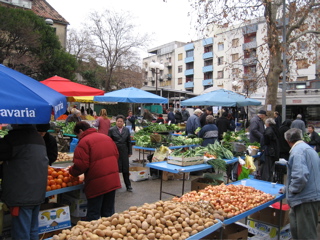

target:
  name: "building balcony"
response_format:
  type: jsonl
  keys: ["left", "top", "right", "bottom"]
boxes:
{"left": 202, "top": 79, "right": 213, "bottom": 86}
{"left": 184, "top": 43, "right": 194, "bottom": 51}
{"left": 243, "top": 41, "right": 257, "bottom": 50}
{"left": 184, "top": 57, "right": 194, "bottom": 63}
{"left": 202, "top": 37, "right": 213, "bottom": 46}
{"left": 184, "top": 81, "right": 194, "bottom": 89}
{"left": 185, "top": 69, "right": 194, "bottom": 76}
{"left": 166, "top": 74, "right": 172, "bottom": 80}
{"left": 203, "top": 65, "right": 213, "bottom": 73}
{"left": 242, "top": 24, "right": 258, "bottom": 35}
{"left": 165, "top": 62, "right": 172, "bottom": 68}
{"left": 242, "top": 57, "right": 258, "bottom": 66}
{"left": 203, "top": 52, "right": 213, "bottom": 59}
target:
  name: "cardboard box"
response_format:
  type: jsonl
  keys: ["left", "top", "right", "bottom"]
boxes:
{"left": 61, "top": 194, "right": 87, "bottom": 217}
{"left": 249, "top": 205, "right": 290, "bottom": 227}
{"left": 247, "top": 220, "right": 291, "bottom": 240}
{"left": 167, "top": 156, "right": 204, "bottom": 166}
{"left": 162, "top": 171, "right": 190, "bottom": 181}
{"left": 191, "top": 178, "right": 224, "bottom": 191}
{"left": 201, "top": 223, "right": 248, "bottom": 239}
{"left": 129, "top": 167, "right": 149, "bottom": 181}
{"left": 38, "top": 203, "right": 71, "bottom": 234}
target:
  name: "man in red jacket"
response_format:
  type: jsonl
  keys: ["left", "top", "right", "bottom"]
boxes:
{"left": 69, "top": 122, "right": 121, "bottom": 221}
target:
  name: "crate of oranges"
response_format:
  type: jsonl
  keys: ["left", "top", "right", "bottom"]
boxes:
{"left": 47, "top": 166, "right": 83, "bottom": 191}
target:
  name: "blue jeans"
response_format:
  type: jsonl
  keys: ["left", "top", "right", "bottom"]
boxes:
{"left": 86, "top": 190, "right": 116, "bottom": 221}
{"left": 11, "top": 205, "right": 40, "bottom": 240}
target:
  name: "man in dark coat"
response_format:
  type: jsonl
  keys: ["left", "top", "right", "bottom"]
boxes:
{"left": 199, "top": 107, "right": 213, "bottom": 127}
{"left": 290, "top": 114, "right": 306, "bottom": 134}
{"left": 249, "top": 110, "right": 266, "bottom": 143}
{"left": 69, "top": 122, "right": 121, "bottom": 221}
{"left": 166, "top": 108, "right": 176, "bottom": 124}
{"left": 274, "top": 111, "right": 282, "bottom": 128}
{"left": 0, "top": 124, "right": 48, "bottom": 239}
{"left": 174, "top": 110, "right": 183, "bottom": 124}
{"left": 216, "top": 111, "right": 231, "bottom": 141}
{"left": 307, "top": 125, "right": 320, "bottom": 152}
{"left": 108, "top": 115, "right": 133, "bottom": 192}
{"left": 279, "top": 119, "right": 292, "bottom": 160}
{"left": 260, "top": 118, "right": 280, "bottom": 182}
{"left": 186, "top": 109, "right": 203, "bottom": 135}
{"left": 181, "top": 107, "right": 190, "bottom": 122}
{"left": 36, "top": 123, "right": 58, "bottom": 165}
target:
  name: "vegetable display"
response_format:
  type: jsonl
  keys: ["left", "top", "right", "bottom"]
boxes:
{"left": 173, "top": 184, "right": 275, "bottom": 219}
{"left": 0, "top": 129, "right": 8, "bottom": 138}
{"left": 52, "top": 200, "right": 220, "bottom": 240}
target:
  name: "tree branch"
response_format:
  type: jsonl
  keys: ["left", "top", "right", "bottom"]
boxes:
{"left": 287, "top": 30, "right": 320, "bottom": 44}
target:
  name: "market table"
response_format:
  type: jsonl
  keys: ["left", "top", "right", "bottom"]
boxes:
{"left": 45, "top": 184, "right": 84, "bottom": 198}
{"left": 146, "top": 161, "right": 212, "bottom": 200}
{"left": 133, "top": 144, "right": 199, "bottom": 167}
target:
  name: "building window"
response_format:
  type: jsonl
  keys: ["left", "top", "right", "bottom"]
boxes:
{"left": 204, "top": 72, "right": 213, "bottom": 80}
{"left": 297, "top": 76, "right": 308, "bottom": 82}
{"left": 218, "top": 42, "right": 224, "bottom": 51}
{"left": 297, "top": 41, "right": 308, "bottom": 52}
{"left": 178, "top": 78, "right": 182, "bottom": 85}
{"left": 232, "top": 38, "right": 239, "bottom": 48}
{"left": 204, "top": 45, "right": 213, "bottom": 53}
{"left": 296, "top": 59, "right": 309, "bottom": 69}
{"left": 167, "top": 57, "right": 171, "bottom": 63}
{"left": 217, "top": 71, "right": 224, "bottom": 79}
{"left": 178, "top": 53, "right": 183, "bottom": 61}
{"left": 204, "top": 59, "right": 213, "bottom": 66}
{"left": 218, "top": 57, "right": 224, "bottom": 65}
{"left": 186, "top": 50, "right": 194, "bottom": 58}
{"left": 186, "top": 62, "right": 193, "bottom": 70}
{"left": 178, "top": 65, "right": 183, "bottom": 73}
{"left": 231, "top": 53, "right": 239, "bottom": 62}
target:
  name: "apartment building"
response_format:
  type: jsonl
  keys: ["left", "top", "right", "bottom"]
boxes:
{"left": 144, "top": 18, "right": 318, "bottom": 94}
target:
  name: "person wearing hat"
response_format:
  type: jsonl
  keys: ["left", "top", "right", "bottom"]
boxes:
{"left": 199, "top": 107, "right": 213, "bottom": 127}
{"left": 249, "top": 109, "right": 266, "bottom": 143}
{"left": 186, "top": 109, "right": 203, "bottom": 135}
{"left": 36, "top": 123, "right": 58, "bottom": 166}
{"left": 290, "top": 114, "right": 306, "bottom": 134}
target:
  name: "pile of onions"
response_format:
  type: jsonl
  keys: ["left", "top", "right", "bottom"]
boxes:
{"left": 173, "top": 184, "right": 275, "bottom": 219}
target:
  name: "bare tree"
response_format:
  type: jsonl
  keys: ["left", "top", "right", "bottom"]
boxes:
{"left": 86, "top": 9, "right": 150, "bottom": 91}
{"left": 192, "top": 0, "right": 320, "bottom": 113}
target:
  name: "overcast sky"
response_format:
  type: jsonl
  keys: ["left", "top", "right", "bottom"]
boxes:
{"left": 47, "top": 0, "right": 199, "bottom": 58}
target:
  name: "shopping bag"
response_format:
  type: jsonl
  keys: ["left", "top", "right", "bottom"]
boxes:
{"left": 152, "top": 145, "right": 170, "bottom": 162}
{"left": 244, "top": 155, "right": 256, "bottom": 173}
{"left": 238, "top": 166, "right": 250, "bottom": 180}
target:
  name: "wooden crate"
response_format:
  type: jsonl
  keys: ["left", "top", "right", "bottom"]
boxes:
{"left": 167, "top": 156, "right": 204, "bottom": 166}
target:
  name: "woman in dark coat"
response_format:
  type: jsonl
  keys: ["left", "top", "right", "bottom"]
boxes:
{"left": 260, "top": 118, "right": 280, "bottom": 182}
{"left": 198, "top": 115, "right": 218, "bottom": 146}
{"left": 279, "top": 119, "right": 292, "bottom": 160}
{"left": 108, "top": 115, "right": 133, "bottom": 191}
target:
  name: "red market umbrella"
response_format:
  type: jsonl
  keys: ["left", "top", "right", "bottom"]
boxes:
{"left": 41, "top": 76, "right": 104, "bottom": 97}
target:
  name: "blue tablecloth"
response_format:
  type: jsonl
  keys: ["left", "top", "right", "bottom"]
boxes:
{"left": 146, "top": 161, "right": 212, "bottom": 173}
{"left": 45, "top": 184, "right": 84, "bottom": 197}
{"left": 133, "top": 144, "right": 199, "bottom": 152}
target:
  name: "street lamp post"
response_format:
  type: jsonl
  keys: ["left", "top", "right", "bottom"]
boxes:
{"left": 149, "top": 61, "right": 164, "bottom": 95}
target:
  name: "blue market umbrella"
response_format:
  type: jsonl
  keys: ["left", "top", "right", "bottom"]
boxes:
{"left": 0, "top": 64, "right": 67, "bottom": 124}
{"left": 181, "top": 89, "right": 261, "bottom": 107}
{"left": 94, "top": 87, "right": 168, "bottom": 104}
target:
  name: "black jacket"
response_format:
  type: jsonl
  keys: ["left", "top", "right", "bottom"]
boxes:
{"left": 261, "top": 124, "right": 280, "bottom": 160}
{"left": 43, "top": 132, "right": 58, "bottom": 165}
{"left": 216, "top": 116, "right": 231, "bottom": 140}
{"left": 174, "top": 111, "right": 183, "bottom": 123}
{"left": 279, "top": 123, "right": 291, "bottom": 160}
{"left": 108, "top": 126, "right": 132, "bottom": 173}
{"left": 0, "top": 125, "right": 48, "bottom": 206}
{"left": 309, "top": 131, "right": 320, "bottom": 152}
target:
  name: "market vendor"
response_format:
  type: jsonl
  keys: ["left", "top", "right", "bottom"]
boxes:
{"left": 0, "top": 124, "right": 48, "bottom": 239}
{"left": 36, "top": 123, "right": 58, "bottom": 166}
{"left": 186, "top": 108, "right": 203, "bottom": 135}
{"left": 69, "top": 122, "right": 121, "bottom": 220}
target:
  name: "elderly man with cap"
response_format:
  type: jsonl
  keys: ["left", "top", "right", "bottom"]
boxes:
{"left": 249, "top": 109, "right": 266, "bottom": 143}
{"left": 199, "top": 107, "right": 213, "bottom": 127}
{"left": 36, "top": 123, "right": 58, "bottom": 166}
{"left": 186, "top": 109, "right": 203, "bottom": 135}
{"left": 290, "top": 114, "right": 306, "bottom": 134}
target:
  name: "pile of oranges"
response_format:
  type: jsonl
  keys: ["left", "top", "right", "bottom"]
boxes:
{"left": 47, "top": 166, "right": 83, "bottom": 192}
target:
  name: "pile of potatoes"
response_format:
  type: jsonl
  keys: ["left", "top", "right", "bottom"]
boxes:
{"left": 55, "top": 152, "right": 73, "bottom": 162}
{"left": 52, "top": 200, "right": 223, "bottom": 240}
